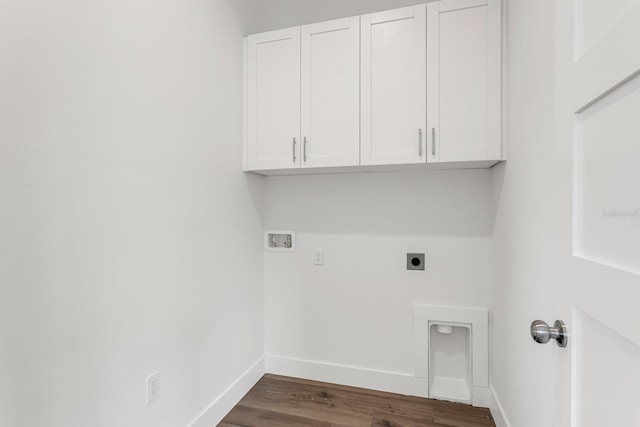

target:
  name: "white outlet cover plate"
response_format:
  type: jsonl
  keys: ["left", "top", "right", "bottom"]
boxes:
{"left": 313, "top": 248, "right": 324, "bottom": 265}
{"left": 146, "top": 371, "right": 159, "bottom": 404}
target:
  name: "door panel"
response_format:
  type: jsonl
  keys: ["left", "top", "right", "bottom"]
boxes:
{"left": 247, "top": 28, "right": 301, "bottom": 170}
{"left": 573, "top": 1, "right": 640, "bottom": 111}
{"left": 301, "top": 17, "right": 360, "bottom": 168}
{"left": 571, "top": 0, "right": 640, "bottom": 274}
{"left": 361, "top": 5, "right": 426, "bottom": 166}
{"left": 572, "top": 309, "right": 640, "bottom": 427}
{"left": 578, "top": 0, "right": 636, "bottom": 54}
{"left": 555, "top": 0, "right": 640, "bottom": 425}
{"left": 574, "top": 76, "right": 640, "bottom": 275}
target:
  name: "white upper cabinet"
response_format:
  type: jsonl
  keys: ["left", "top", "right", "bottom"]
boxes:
{"left": 247, "top": 27, "right": 301, "bottom": 171}
{"left": 301, "top": 17, "right": 360, "bottom": 168}
{"left": 244, "top": 1, "right": 504, "bottom": 175}
{"left": 427, "top": 0, "right": 502, "bottom": 163}
{"left": 361, "top": 5, "right": 427, "bottom": 166}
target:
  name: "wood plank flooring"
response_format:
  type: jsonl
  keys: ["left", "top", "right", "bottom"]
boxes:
{"left": 219, "top": 374, "right": 495, "bottom": 427}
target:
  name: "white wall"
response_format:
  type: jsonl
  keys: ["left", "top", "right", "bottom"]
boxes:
{"left": 257, "top": 0, "right": 495, "bottom": 394}
{"left": 256, "top": 0, "right": 495, "bottom": 396}
{"left": 0, "top": 0, "right": 561, "bottom": 424}
{"left": 263, "top": 169, "right": 494, "bottom": 385}
{"left": 0, "top": 1, "right": 265, "bottom": 426}
{"left": 490, "top": 0, "right": 557, "bottom": 425}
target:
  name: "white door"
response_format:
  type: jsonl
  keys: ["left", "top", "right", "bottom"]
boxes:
{"left": 301, "top": 17, "right": 360, "bottom": 169}
{"left": 553, "top": 1, "right": 640, "bottom": 426}
{"left": 426, "top": 0, "right": 501, "bottom": 163}
{"left": 361, "top": 5, "right": 426, "bottom": 166}
{"left": 247, "top": 27, "right": 301, "bottom": 171}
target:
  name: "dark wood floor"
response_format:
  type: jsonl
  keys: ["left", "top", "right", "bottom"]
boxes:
{"left": 219, "top": 374, "right": 495, "bottom": 427}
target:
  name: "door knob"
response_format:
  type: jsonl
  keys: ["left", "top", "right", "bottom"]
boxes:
{"left": 530, "top": 320, "right": 568, "bottom": 347}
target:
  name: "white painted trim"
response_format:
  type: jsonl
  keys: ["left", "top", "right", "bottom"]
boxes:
{"left": 500, "top": 0, "right": 508, "bottom": 160}
{"left": 413, "top": 304, "right": 489, "bottom": 405}
{"left": 187, "top": 357, "right": 265, "bottom": 427}
{"left": 489, "top": 385, "right": 512, "bottom": 427}
{"left": 242, "top": 37, "right": 248, "bottom": 172}
{"left": 473, "top": 386, "right": 490, "bottom": 408}
{"left": 414, "top": 304, "right": 488, "bottom": 324}
{"left": 266, "top": 354, "right": 429, "bottom": 398}
{"left": 439, "top": 0, "right": 488, "bottom": 14}
{"left": 371, "top": 5, "right": 417, "bottom": 25}
{"left": 248, "top": 159, "right": 501, "bottom": 175}
{"left": 487, "top": 0, "right": 503, "bottom": 161}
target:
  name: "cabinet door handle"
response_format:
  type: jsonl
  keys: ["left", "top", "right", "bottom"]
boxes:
{"left": 431, "top": 128, "right": 436, "bottom": 157}
{"left": 303, "top": 137, "right": 308, "bottom": 162}
{"left": 418, "top": 129, "right": 423, "bottom": 157}
{"left": 293, "top": 137, "right": 297, "bottom": 163}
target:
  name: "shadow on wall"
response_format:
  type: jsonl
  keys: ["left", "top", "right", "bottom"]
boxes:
{"left": 244, "top": 172, "right": 267, "bottom": 229}
{"left": 489, "top": 161, "right": 506, "bottom": 235}
{"left": 262, "top": 169, "right": 495, "bottom": 237}
{"left": 254, "top": 0, "right": 432, "bottom": 32}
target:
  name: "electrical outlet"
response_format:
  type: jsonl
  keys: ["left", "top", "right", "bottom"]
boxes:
{"left": 313, "top": 248, "right": 324, "bottom": 265}
{"left": 146, "top": 372, "right": 160, "bottom": 404}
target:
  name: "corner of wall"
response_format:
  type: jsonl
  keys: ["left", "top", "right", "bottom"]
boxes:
{"left": 490, "top": 385, "right": 512, "bottom": 427}
{"left": 187, "top": 357, "right": 265, "bottom": 427}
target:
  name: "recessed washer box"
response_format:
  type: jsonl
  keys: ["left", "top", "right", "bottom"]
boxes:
{"left": 264, "top": 230, "right": 295, "bottom": 252}
{"left": 413, "top": 305, "right": 489, "bottom": 407}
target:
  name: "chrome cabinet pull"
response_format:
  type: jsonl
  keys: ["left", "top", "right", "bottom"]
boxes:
{"left": 293, "top": 137, "right": 297, "bottom": 163}
{"left": 303, "top": 137, "right": 308, "bottom": 162}
{"left": 431, "top": 128, "right": 436, "bottom": 157}
{"left": 418, "top": 129, "right": 423, "bottom": 157}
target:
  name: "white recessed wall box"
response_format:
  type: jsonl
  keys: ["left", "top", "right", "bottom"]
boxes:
{"left": 413, "top": 304, "right": 489, "bottom": 407}
{"left": 264, "top": 230, "right": 296, "bottom": 253}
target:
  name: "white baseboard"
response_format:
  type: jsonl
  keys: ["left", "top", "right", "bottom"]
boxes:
{"left": 187, "top": 357, "right": 265, "bottom": 427}
{"left": 266, "top": 354, "right": 429, "bottom": 398}
{"left": 472, "top": 386, "right": 490, "bottom": 408}
{"left": 489, "top": 385, "right": 512, "bottom": 427}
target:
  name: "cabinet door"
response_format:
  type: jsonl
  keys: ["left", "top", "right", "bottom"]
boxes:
{"left": 301, "top": 17, "right": 360, "bottom": 168}
{"left": 247, "top": 28, "right": 301, "bottom": 170}
{"left": 427, "top": 0, "right": 502, "bottom": 163}
{"left": 361, "top": 5, "right": 427, "bottom": 166}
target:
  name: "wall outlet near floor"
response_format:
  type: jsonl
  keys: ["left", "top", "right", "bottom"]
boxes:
{"left": 146, "top": 371, "right": 160, "bottom": 404}
{"left": 313, "top": 248, "right": 324, "bottom": 265}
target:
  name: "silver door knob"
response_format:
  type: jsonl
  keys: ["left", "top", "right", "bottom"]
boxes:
{"left": 530, "top": 320, "right": 568, "bottom": 347}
